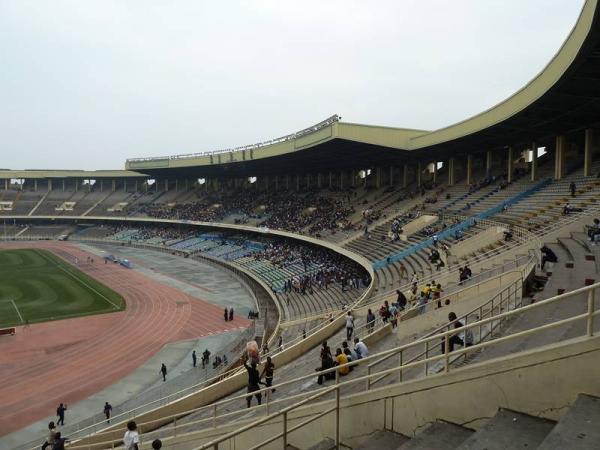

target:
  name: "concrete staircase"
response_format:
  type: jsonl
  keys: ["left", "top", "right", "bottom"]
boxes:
{"left": 304, "top": 394, "right": 600, "bottom": 449}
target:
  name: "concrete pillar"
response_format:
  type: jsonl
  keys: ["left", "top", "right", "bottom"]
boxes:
{"left": 389, "top": 166, "right": 394, "bottom": 186}
{"left": 432, "top": 162, "right": 437, "bottom": 184}
{"left": 417, "top": 162, "right": 422, "bottom": 188}
{"left": 403, "top": 164, "right": 408, "bottom": 188}
{"left": 486, "top": 150, "right": 492, "bottom": 178}
{"left": 63, "top": 179, "right": 66, "bottom": 192}
{"left": 48, "top": 179, "right": 52, "bottom": 191}
{"left": 507, "top": 147, "right": 514, "bottom": 183}
{"left": 375, "top": 167, "right": 381, "bottom": 188}
{"left": 296, "top": 175, "right": 300, "bottom": 191}
{"left": 99, "top": 180, "right": 103, "bottom": 192}
{"left": 164, "top": 179, "right": 169, "bottom": 192}
{"left": 448, "top": 158, "right": 455, "bottom": 186}
{"left": 466, "top": 154, "right": 472, "bottom": 185}
{"left": 34, "top": 179, "right": 38, "bottom": 192}
{"left": 4, "top": 179, "right": 7, "bottom": 190}
{"left": 275, "top": 176, "right": 279, "bottom": 190}
{"left": 531, "top": 142, "right": 537, "bottom": 181}
{"left": 286, "top": 175, "right": 290, "bottom": 190}
{"left": 75, "top": 180, "right": 78, "bottom": 192}
{"left": 350, "top": 171, "right": 356, "bottom": 188}
{"left": 555, "top": 135, "right": 567, "bottom": 180}
{"left": 329, "top": 172, "right": 333, "bottom": 189}
{"left": 175, "top": 179, "right": 178, "bottom": 192}
{"left": 585, "top": 129, "right": 594, "bottom": 177}
{"left": 340, "top": 171, "right": 344, "bottom": 190}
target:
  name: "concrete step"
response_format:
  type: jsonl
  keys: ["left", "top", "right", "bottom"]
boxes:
{"left": 351, "top": 429, "right": 409, "bottom": 450}
{"left": 397, "top": 421, "right": 474, "bottom": 449}
{"left": 456, "top": 409, "right": 555, "bottom": 450}
{"left": 306, "top": 438, "right": 336, "bottom": 450}
{"left": 538, "top": 394, "right": 600, "bottom": 450}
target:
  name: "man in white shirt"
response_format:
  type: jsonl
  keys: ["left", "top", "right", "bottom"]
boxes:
{"left": 354, "top": 337, "right": 369, "bottom": 359}
{"left": 123, "top": 421, "right": 140, "bottom": 450}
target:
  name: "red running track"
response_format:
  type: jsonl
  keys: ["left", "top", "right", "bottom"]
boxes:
{"left": 0, "top": 241, "right": 251, "bottom": 437}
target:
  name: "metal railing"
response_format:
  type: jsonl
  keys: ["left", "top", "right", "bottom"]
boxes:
{"left": 126, "top": 115, "right": 340, "bottom": 163}
{"left": 366, "top": 278, "right": 523, "bottom": 388}
{"left": 183, "top": 281, "right": 598, "bottom": 450}
{"left": 64, "top": 274, "right": 527, "bottom": 449}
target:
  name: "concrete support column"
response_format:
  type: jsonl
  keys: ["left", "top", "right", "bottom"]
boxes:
{"left": 585, "top": 129, "right": 594, "bottom": 177}
{"left": 531, "top": 142, "right": 537, "bottom": 181}
{"left": 448, "top": 158, "right": 455, "bottom": 186}
{"left": 507, "top": 147, "right": 514, "bottom": 183}
{"left": 165, "top": 179, "right": 169, "bottom": 192}
{"left": 275, "top": 176, "right": 279, "bottom": 191}
{"left": 99, "top": 180, "right": 103, "bottom": 192}
{"left": 350, "top": 171, "right": 356, "bottom": 188}
{"left": 329, "top": 172, "right": 333, "bottom": 189}
{"left": 111, "top": 180, "right": 115, "bottom": 192}
{"left": 48, "top": 179, "right": 53, "bottom": 191}
{"left": 486, "top": 150, "right": 492, "bottom": 178}
{"left": 466, "top": 154, "right": 472, "bottom": 185}
{"left": 296, "top": 175, "right": 300, "bottom": 191}
{"left": 4, "top": 179, "right": 7, "bottom": 190}
{"left": 389, "top": 166, "right": 394, "bottom": 186}
{"left": 555, "top": 135, "right": 567, "bottom": 180}
{"left": 432, "top": 162, "right": 437, "bottom": 184}
{"left": 375, "top": 167, "right": 381, "bottom": 188}
{"left": 340, "top": 171, "right": 344, "bottom": 190}
{"left": 75, "top": 180, "right": 78, "bottom": 192}
{"left": 175, "top": 179, "right": 178, "bottom": 192}
{"left": 63, "top": 180, "right": 66, "bottom": 192}
{"left": 34, "top": 179, "right": 38, "bottom": 192}
{"left": 315, "top": 173, "right": 321, "bottom": 189}
{"left": 286, "top": 175, "right": 290, "bottom": 190}
{"left": 417, "top": 162, "right": 422, "bottom": 188}
{"left": 184, "top": 179, "right": 189, "bottom": 191}
{"left": 403, "top": 164, "right": 408, "bottom": 188}
{"left": 305, "top": 174, "right": 310, "bottom": 189}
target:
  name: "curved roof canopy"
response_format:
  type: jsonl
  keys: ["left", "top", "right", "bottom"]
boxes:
{"left": 26, "top": 2, "right": 600, "bottom": 179}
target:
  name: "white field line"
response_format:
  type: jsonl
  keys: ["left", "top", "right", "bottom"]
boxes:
{"left": 35, "top": 250, "right": 121, "bottom": 310}
{"left": 10, "top": 299, "right": 24, "bottom": 323}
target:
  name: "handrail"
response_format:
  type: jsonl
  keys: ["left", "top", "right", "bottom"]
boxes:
{"left": 366, "top": 277, "right": 523, "bottom": 386}
{"left": 65, "top": 274, "right": 526, "bottom": 447}
{"left": 125, "top": 115, "right": 340, "bottom": 163}
{"left": 184, "top": 280, "right": 599, "bottom": 450}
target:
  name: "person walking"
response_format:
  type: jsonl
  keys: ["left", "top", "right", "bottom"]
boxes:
{"left": 192, "top": 350, "right": 197, "bottom": 368}
{"left": 52, "top": 432, "right": 68, "bottom": 450}
{"left": 103, "top": 402, "right": 112, "bottom": 423}
{"left": 224, "top": 307, "right": 229, "bottom": 322}
{"left": 159, "top": 363, "right": 167, "bottom": 382}
{"left": 123, "top": 421, "right": 140, "bottom": 450}
{"left": 229, "top": 307, "right": 234, "bottom": 321}
{"left": 56, "top": 403, "right": 67, "bottom": 426}
{"left": 42, "top": 422, "right": 58, "bottom": 450}
{"left": 243, "top": 355, "right": 262, "bottom": 408}
{"left": 570, "top": 181, "right": 576, "bottom": 197}
{"left": 345, "top": 311, "right": 354, "bottom": 341}
{"left": 366, "top": 309, "right": 376, "bottom": 333}
{"left": 261, "top": 356, "right": 276, "bottom": 393}
{"left": 202, "top": 349, "right": 210, "bottom": 369}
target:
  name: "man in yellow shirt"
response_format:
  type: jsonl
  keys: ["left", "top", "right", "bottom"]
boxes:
{"left": 335, "top": 348, "right": 350, "bottom": 376}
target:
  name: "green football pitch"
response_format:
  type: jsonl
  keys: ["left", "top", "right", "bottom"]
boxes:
{"left": 0, "top": 248, "right": 125, "bottom": 328}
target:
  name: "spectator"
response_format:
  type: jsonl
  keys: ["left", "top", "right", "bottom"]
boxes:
{"left": 541, "top": 245, "right": 558, "bottom": 271}
{"left": 103, "top": 402, "right": 112, "bottom": 423}
{"left": 345, "top": 311, "right": 354, "bottom": 340}
{"left": 56, "top": 403, "right": 67, "bottom": 426}
{"left": 379, "top": 301, "right": 390, "bottom": 323}
{"left": 335, "top": 348, "right": 350, "bottom": 376}
{"left": 192, "top": 350, "right": 197, "bottom": 368}
{"left": 570, "top": 181, "right": 576, "bottom": 197}
{"left": 202, "top": 349, "right": 211, "bottom": 368}
{"left": 440, "top": 312, "right": 464, "bottom": 354}
{"left": 42, "top": 422, "right": 57, "bottom": 450}
{"left": 354, "top": 337, "right": 369, "bottom": 359}
{"left": 52, "top": 432, "right": 68, "bottom": 450}
{"left": 229, "top": 308, "right": 234, "bottom": 321}
{"left": 587, "top": 219, "right": 600, "bottom": 243}
{"left": 152, "top": 439, "right": 163, "bottom": 450}
{"left": 366, "top": 309, "right": 376, "bottom": 333}
{"left": 261, "top": 356, "right": 276, "bottom": 393}
{"left": 160, "top": 363, "right": 167, "bottom": 382}
{"left": 123, "top": 421, "right": 140, "bottom": 450}
{"left": 396, "top": 290, "right": 407, "bottom": 311}
{"left": 243, "top": 355, "right": 262, "bottom": 408}
{"left": 317, "top": 348, "right": 336, "bottom": 385}
{"left": 224, "top": 307, "right": 229, "bottom": 322}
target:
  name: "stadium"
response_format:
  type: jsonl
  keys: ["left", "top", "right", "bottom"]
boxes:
{"left": 1, "top": 1, "right": 600, "bottom": 449}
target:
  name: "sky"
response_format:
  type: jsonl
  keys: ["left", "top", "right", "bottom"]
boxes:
{"left": 0, "top": 0, "right": 586, "bottom": 171}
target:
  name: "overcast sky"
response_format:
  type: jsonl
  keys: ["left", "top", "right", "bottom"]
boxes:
{"left": 0, "top": 0, "right": 585, "bottom": 171}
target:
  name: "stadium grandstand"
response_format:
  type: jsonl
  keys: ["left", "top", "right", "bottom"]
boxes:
{"left": 2, "top": 1, "right": 600, "bottom": 450}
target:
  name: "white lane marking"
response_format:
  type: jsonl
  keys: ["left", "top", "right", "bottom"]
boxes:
{"left": 10, "top": 299, "right": 24, "bottom": 323}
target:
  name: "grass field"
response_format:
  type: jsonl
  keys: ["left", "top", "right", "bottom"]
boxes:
{"left": 0, "top": 248, "right": 125, "bottom": 327}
